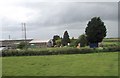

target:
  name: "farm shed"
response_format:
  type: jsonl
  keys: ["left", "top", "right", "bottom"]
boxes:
{"left": 29, "top": 39, "right": 53, "bottom": 48}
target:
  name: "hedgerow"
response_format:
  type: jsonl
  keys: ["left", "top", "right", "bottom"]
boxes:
{"left": 2, "top": 46, "right": 119, "bottom": 57}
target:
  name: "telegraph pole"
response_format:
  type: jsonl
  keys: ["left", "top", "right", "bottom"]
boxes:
{"left": 8, "top": 35, "right": 11, "bottom": 49}
{"left": 24, "top": 23, "right": 27, "bottom": 43}
{"left": 22, "top": 23, "right": 23, "bottom": 39}
{"left": 8, "top": 35, "right": 10, "bottom": 40}
{"left": 22, "top": 23, "right": 27, "bottom": 50}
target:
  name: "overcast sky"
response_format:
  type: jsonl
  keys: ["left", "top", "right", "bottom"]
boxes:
{"left": 0, "top": 0, "right": 119, "bottom": 40}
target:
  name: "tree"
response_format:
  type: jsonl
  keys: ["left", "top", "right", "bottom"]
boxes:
{"left": 52, "top": 35, "right": 60, "bottom": 46}
{"left": 17, "top": 42, "right": 26, "bottom": 49}
{"left": 69, "top": 39, "right": 77, "bottom": 47}
{"left": 72, "top": 34, "right": 88, "bottom": 47}
{"left": 62, "top": 31, "right": 70, "bottom": 46}
{"left": 55, "top": 39, "right": 62, "bottom": 47}
{"left": 85, "top": 17, "right": 107, "bottom": 48}
{"left": 78, "top": 34, "right": 88, "bottom": 47}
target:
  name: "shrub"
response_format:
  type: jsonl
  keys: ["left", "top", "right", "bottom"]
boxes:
{"left": 2, "top": 46, "right": 119, "bottom": 57}
{"left": 102, "top": 46, "right": 120, "bottom": 52}
{"left": 78, "top": 34, "right": 88, "bottom": 47}
{"left": 55, "top": 39, "right": 62, "bottom": 47}
{"left": 69, "top": 40, "right": 78, "bottom": 47}
{"left": 17, "top": 42, "right": 28, "bottom": 49}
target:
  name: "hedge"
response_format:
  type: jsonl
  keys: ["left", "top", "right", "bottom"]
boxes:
{"left": 2, "top": 46, "right": 120, "bottom": 57}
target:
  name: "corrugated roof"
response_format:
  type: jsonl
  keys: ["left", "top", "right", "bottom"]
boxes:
{"left": 29, "top": 39, "right": 49, "bottom": 43}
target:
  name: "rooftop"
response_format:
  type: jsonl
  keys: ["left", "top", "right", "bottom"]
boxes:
{"left": 29, "top": 39, "right": 49, "bottom": 43}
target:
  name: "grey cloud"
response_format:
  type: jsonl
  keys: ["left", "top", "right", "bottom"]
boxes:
{"left": 2, "top": 2, "right": 118, "bottom": 39}
{"left": 118, "top": 2, "right": 120, "bottom": 37}
{"left": 25, "top": 2, "right": 118, "bottom": 28}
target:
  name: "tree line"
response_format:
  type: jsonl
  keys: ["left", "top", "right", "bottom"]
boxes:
{"left": 17, "top": 17, "right": 107, "bottom": 49}
{"left": 52, "top": 17, "right": 107, "bottom": 48}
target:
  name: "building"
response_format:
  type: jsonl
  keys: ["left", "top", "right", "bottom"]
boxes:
{"left": 0, "top": 39, "right": 53, "bottom": 49}
{"left": 29, "top": 39, "right": 53, "bottom": 48}
{"left": 0, "top": 39, "right": 33, "bottom": 48}
{"left": 47, "top": 39, "right": 53, "bottom": 47}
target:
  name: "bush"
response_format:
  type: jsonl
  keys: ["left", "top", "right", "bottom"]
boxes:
{"left": 17, "top": 42, "right": 27, "bottom": 49}
{"left": 2, "top": 46, "right": 119, "bottom": 57}
{"left": 2, "top": 47, "right": 93, "bottom": 56}
{"left": 102, "top": 43, "right": 119, "bottom": 47}
{"left": 69, "top": 40, "right": 77, "bottom": 47}
{"left": 102, "top": 46, "right": 120, "bottom": 52}
{"left": 55, "top": 39, "right": 62, "bottom": 47}
{"left": 70, "top": 34, "right": 88, "bottom": 47}
{"left": 78, "top": 34, "right": 88, "bottom": 47}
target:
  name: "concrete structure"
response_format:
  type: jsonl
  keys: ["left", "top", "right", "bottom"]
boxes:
{"left": 0, "top": 39, "right": 53, "bottom": 49}
{"left": 0, "top": 39, "right": 33, "bottom": 48}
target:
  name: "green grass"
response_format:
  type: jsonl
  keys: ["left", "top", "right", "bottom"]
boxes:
{"left": 102, "top": 42, "right": 118, "bottom": 45}
{"left": 103, "top": 38, "right": 119, "bottom": 42}
{"left": 101, "top": 40, "right": 119, "bottom": 47}
{"left": 2, "top": 52, "right": 118, "bottom": 76}
{"left": 0, "top": 57, "right": 2, "bottom": 77}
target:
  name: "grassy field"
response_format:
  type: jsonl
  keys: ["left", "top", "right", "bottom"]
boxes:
{"left": 2, "top": 52, "right": 118, "bottom": 76}
{"left": 102, "top": 42, "right": 118, "bottom": 45}
{"left": 0, "top": 57, "right": 2, "bottom": 77}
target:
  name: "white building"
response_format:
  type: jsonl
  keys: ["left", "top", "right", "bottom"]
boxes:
{"left": 47, "top": 39, "right": 53, "bottom": 47}
{"left": 29, "top": 39, "right": 53, "bottom": 48}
